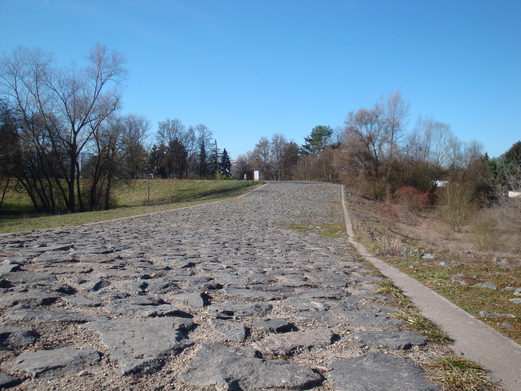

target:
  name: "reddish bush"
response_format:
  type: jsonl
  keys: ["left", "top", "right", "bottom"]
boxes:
{"left": 394, "top": 186, "right": 431, "bottom": 210}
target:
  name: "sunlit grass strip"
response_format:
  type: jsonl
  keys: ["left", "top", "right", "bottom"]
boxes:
{"left": 393, "top": 309, "right": 451, "bottom": 343}
{"left": 428, "top": 355, "right": 494, "bottom": 391}
{"left": 376, "top": 280, "right": 413, "bottom": 306}
{"left": 0, "top": 183, "right": 260, "bottom": 234}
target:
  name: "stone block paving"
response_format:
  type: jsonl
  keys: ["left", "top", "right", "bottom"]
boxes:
{"left": 0, "top": 182, "right": 440, "bottom": 390}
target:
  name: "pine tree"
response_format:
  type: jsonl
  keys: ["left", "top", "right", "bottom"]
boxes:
{"left": 198, "top": 139, "right": 207, "bottom": 178}
{"left": 208, "top": 140, "right": 220, "bottom": 178}
{"left": 219, "top": 148, "right": 232, "bottom": 176}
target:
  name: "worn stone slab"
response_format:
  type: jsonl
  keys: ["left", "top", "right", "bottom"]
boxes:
{"left": 208, "top": 318, "right": 247, "bottom": 342}
{"left": 0, "top": 263, "right": 21, "bottom": 274}
{"left": 283, "top": 297, "right": 327, "bottom": 311}
{"left": 179, "top": 343, "right": 322, "bottom": 390}
{"left": 0, "top": 328, "right": 39, "bottom": 349}
{"left": 78, "top": 278, "right": 110, "bottom": 292}
{"left": 62, "top": 296, "right": 102, "bottom": 307}
{"left": 252, "top": 318, "right": 296, "bottom": 333}
{"left": 5, "top": 309, "right": 93, "bottom": 323}
{"left": 342, "top": 309, "right": 404, "bottom": 329}
{"left": 85, "top": 317, "right": 194, "bottom": 375}
{"left": 1, "top": 271, "right": 56, "bottom": 284}
{"left": 224, "top": 288, "right": 280, "bottom": 301}
{"left": 0, "top": 372, "right": 22, "bottom": 389}
{"left": 12, "top": 347, "right": 101, "bottom": 379}
{"left": 144, "top": 278, "right": 181, "bottom": 294}
{"left": 0, "top": 291, "right": 60, "bottom": 308}
{"left": 479, "top": 311, "right": 515, "bottom": 319}
{"left": 170, "top": 292, "right": 209, "bottom": 308}
{"left": 473, "top": 282, "right": 497, "bottom": 290}
{"left": 253, "top": 329, "right": 334, "bottom": 356}
{"left": 102, "top": 296, "right": 191, "bottom": 318}
{"left": 349, "top": 331, "right": 427, "bottom": 350}
{"left": 328, "top": 352, "right": 440, "bottom": 391}
{"left": 207, "top": 302, "right": 272, "bottom": 319}
{"left": 300, "top": 288, "right": 346, "bottom": 299}
{"left": 112, "top": 279, "right": 148, "bottom": 294}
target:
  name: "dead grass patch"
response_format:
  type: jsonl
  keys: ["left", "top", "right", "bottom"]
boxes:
{"left": 428, "top": 355, "right": 495, "bottom": 391}
{"left": 345, "top": 190, "right": 521, "bottom": 344}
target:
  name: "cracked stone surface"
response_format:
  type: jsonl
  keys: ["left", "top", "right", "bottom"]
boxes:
{"left": 348, "top": 330, "right": 427, "bottom": 350}
{"left": 328, "top": 352, "right": 440, "bottom": 391}
{"left": 0, "top": 372, "right": 21, "bottom": 389}
{"left": 12, "top": 347, "right": 101, "bottom": 379}
{"left": 85, "top": 317, "right": 194, "bottom": 375}
{"left": 253, "top": 329, "right": 335, "bottom": 356}
{"left": 0, "top": 328, "right": 39, "bottom": 350}
{"left": 178, "top": 343, "right": 323, "bottom": 390}
{"left": 0, "top": 182, "right": 442, "bottom": 390}
{"left": 207, "top": 318, "right": 247, "bottom": 342}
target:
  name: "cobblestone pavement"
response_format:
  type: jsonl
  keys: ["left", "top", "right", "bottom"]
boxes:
{"left": 0, "top": 182, "right": 441, "bottom": 391}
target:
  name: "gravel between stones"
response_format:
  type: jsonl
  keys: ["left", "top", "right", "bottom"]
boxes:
{"left": 0, "top": 182, "right": 443, "bottom": 390}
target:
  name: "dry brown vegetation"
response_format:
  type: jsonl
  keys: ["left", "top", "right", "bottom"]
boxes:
{"left": 346, "top": 190, "right": 521, "bottom": 344}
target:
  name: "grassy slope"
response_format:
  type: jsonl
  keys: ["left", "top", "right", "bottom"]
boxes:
{"left": 0, "top": 180, "right": 258, "bottom": 234}
{"left": 345, "top": 192, "right": 521, "bottom": 345}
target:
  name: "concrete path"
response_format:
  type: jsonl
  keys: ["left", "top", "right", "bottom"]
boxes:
{"left": 341, "top": 185, "right": 521, "bottom": 391}
{"left": 0, "top": 182, "right": 445, "bottom": 391}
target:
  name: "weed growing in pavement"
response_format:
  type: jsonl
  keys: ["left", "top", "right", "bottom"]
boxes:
{"left": 428, "top": 355, "right": 495, "bottom": 391}
{"left": 375, "top": 281, "right": 450, "bottom": 343}
{"left": 393, "top": 309, "right": 451, "bottom": 343}
{"left": 376, "top": 281, "right": 413, "bottom": 306}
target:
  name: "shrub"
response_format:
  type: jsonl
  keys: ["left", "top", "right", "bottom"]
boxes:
{"left": 470, "top": 212, "right": 499, "bottom": 251}
{"left": 394, "top": 186, "right": 431, "bottom": 211}
{"left": 437, "top": 182, "right": 475, "bottom": 232}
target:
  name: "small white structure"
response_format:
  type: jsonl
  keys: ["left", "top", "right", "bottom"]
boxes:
{"left": 434, "top": 180, "right": 448, "bottom": 188}
{"left": 253, "top": 170, "right": 260, "bottom": 181}
{"left": 508, "top": 191, "right": 521, "bottom": 198}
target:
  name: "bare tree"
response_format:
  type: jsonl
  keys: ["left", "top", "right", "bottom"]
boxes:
{"left": 120, "top": 114, "right": 150, "bottom": 179}
{"left": 344, "top": 106, "right": 390, "bottom": 182}
{"left": 157, "top": 118, "right": 185, "bottom": 146}
{"left": 382, "top": 91, "right": 408, "bottom": 199}
{"left": 0, "top": 100, "right": 18, "bottom": 208}
{"left": 85, "top": 115, "right": 124, "bottom": 210}
{"left": 0, "top": 45, "right": 125, "bottom": 212}
{"left": 233, "top": 153, "right": 254, "bottom": 180}
{"left": 270, "top": 134, "right": 288, "bottom": 180}
{"left": 252, "top": 137, "right": 272, "bottom": 179}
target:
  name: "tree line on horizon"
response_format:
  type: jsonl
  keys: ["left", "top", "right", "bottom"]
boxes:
{"left": 0, "top": 45, "right": 519, "bottom": 218}
{"left": 238, "top": 92, "right": 520, "bottom": 208}
{"left": 0, "top": 46, "right": 232, "bottom": 214}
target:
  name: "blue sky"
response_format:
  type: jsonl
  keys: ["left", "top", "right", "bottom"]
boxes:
{"left": 1, "top": 0, "right": 520, "bottom": 158}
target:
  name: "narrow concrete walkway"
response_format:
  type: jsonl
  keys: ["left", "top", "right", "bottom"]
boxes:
{"left": 341, "top": 186, "right": 521, "bottom": 391}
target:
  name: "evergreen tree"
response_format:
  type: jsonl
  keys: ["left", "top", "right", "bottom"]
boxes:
{"left": 219, "top": 148, "right": 232, "bottom": 176}
{"left": 167, "top": 139, "right": 188, "bottom": 179}
{"left": 198, "top": 139, "right": 207, "bottom": 178}
{"left": 302, "top": 125, "right": 333, "bottom": 155}
{"left": 208, "top": 140, "right": 220, "bottom": 178}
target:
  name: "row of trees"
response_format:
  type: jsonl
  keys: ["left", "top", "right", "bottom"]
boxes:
{"left": 0, "top": 46, "right": 231, "bottom": 213}
{"left": 238, "top": 92, "right": 518, "bottom": 206}
{"left": 148, "top": 119, "right": 230, "bottom": 180}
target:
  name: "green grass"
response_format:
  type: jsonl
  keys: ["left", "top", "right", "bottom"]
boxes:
{"left": 112, "top": 179, "right": 254, "bottom": 207}
{"left": 385, "top": 255, "right": 521, "bottom": 344}
{"left": 393, "top": 309, "right": 451, "bottom": 343}
{"left": 288, "top": 222, "right": 345, "bottom": 238}
{"left": 373, "top": 281, "right": 450, "bottom": 343}
{"left": 428, "top": 355, "right": 495, "bottom": 391}
{"left": 376, "top": 281, "right": 413, "bottom": 306}
{"left": 0, "top": 179, "right": 259, "bottom": 234}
